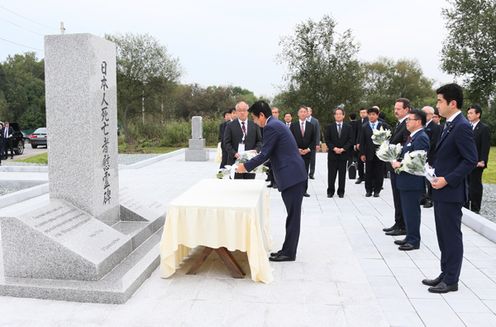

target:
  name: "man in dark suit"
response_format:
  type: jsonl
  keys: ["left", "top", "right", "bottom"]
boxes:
{"left": 359, "top": 107, "right": 390, "bottom": 197}
{"left": 237, "top": 100, "right": 307, "bottom": 262}
{"left": 422, "top": 106, "right": 442, "bottom": 208}
{"left": 384, "top": 99, "right": 411, "bottom": 236}
{"left": 290, "top": 106, "right": 316, "bottom": 197}
{"left": 266, "top": 106, "right": 281, "bottom": 188}
{"left": 391, "top": 109, "right": 430, "bottom": 251}
{"left": 423, "top": 83, "right": 477, "bottom": 294}
{"left": 284, "top": 112, "right": 293, "bottom": 127}
{"left": 306, "top": 107, "right": 321, "bottom": 179}
{"left": 218, "top": 109, "right": 233, "bottom": 169}
{"left": 355, "top": 108, "right": 369, "bottom": 184}
{"left": 466, "top": 104, "right": 491, "bottom": 214}
{"left": 224, "top": 101, "right": 262, "bottom": 179}
{"left": 2, "top": 122, "right": 14, "bottom": 160}
{"left": 325, "top": 107, "right": 354, "bottom": 198}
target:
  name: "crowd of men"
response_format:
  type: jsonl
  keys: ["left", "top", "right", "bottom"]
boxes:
{"left": 219, "top": 83, "right": 491, "bottom": 292}
{"left": 0, "top": 121, "right": 15, "bottom": 166}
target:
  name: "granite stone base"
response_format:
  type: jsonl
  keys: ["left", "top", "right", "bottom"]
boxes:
{"left": 185, "top": 148, "right": 209, "bottom": 161}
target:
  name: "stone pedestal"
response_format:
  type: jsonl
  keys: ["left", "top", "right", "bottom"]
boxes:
{"left": 185, "top": 116, "right": 209, "bottom": 161}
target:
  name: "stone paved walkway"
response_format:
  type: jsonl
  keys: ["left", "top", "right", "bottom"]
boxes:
{"left": 1, "top": 151, "right": 496, "bottom": 326}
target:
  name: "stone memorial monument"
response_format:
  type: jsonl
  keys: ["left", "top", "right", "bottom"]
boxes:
{"left": 185, "top": 116, "right": 209, "bottom": 161}
{"left": 0, "top": 34, "right": 165, "bottom": 303}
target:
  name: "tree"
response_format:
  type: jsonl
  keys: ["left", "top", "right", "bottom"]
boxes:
{"left": 441, "top": 0, "right": 496, "bottom": 104}
{"left": 278, "top": 15, "right": 364, "bottom": 125}
{"left": 0, "top": 53, "right": 45, "bottom": 125}
{"left": 363, "top": 58, "right": 435, "bottom": 123}
{"left": 105, "top": 33, "right": 181, "bottom": 143}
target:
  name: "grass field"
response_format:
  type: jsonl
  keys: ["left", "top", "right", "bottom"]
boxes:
{"left": 16, "top": 152, "right": 48, "bottom": 164}
{"left": 483, "top": 147, "right": 496, "bottom": 184}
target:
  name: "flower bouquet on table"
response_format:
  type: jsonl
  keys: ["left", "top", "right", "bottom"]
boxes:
{"left": 371, "top": 126, "right": 392, "bottom": 145}
{"left": 394, "top": 150, "right": 428, "bottom": 176}
{"left": 216, "top": 150, "right": 268, "bottom": 179}
{"left": 376, "top": 142, "right": 403, "bottom": 162}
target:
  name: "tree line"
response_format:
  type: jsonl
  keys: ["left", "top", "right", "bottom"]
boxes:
{"left": 1, "top": 0, "right": 495, "bottom": 145}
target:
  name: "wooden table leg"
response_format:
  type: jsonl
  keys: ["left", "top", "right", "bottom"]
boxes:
{"left": 187, "top": 246, "right": 214, "bottom": 275}
{"left": 215, "top": 247, "right": 245, "bottom": 278}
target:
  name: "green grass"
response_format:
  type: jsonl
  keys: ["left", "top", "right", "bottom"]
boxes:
{"left": 483, "top": 147, "right": 496, "bottom": 184}
{"left": 117, "top": 145, "right": 180, "bottom": 154}
{"left": 16, "top": 152, "right": 48, "bottom": 164}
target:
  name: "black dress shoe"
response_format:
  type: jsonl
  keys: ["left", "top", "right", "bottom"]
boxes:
{"left": 269, "top": 254, "right": 295, "bottom": 262}
{"left": 428, "top": 282, "right": 458, "bottom": 293}
{"left": 338, "top": 194, "right": 344, "bottom": 198}
{"left": 398, "top": 243, "right": 419, "bottom": 251}
{"left": 327, "top": 194, "right": 333, "bottom": 198}
{"left": 373, "top": 192, "right": 380, "bottom": 197}
{"left": 303, "top": 193, "right": 310, "bottom": 197}
{"left": 355, "top": 179, "right": 363, "bottom": 184}
{"left": 272, "top": 184, "right": 278, "bottom": 189}
{"left": 394, "top": 238, "right": 407, "bottom": 245}
{"left": 383, "top": 224, "right": 397, "bottom": 232}
{"left": 423, "top": 200, "right": 433, "bottom": 208}
{"left": 309, "top": 175, "right": 315, "bottom": 179}
{"left": 385, "top": 229, "right": 407, "bottom": 236}
{"left": 267, "top": 183, "right": 274, "bottom": 188}
{"left": 270, "top": 250, "right": 282, "bottom": 257}
{"left": 422, "top": 276, "right": 443, "bottom": 286}
{"left": 365, "top": 192, "right": 372, "bottom": 197}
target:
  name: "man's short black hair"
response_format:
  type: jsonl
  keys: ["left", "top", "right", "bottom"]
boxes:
{"left": 349, "top": 113, "right": 357, "bottom": 120}
{"left": 284, "top": 112, "right": 292, "bottom": 117}
{"left": 223, "top": 110, "right": 231, "bottom": 117}
{"left": 249, "top": 100, "right": 272, "bottom": 118}
{"left": 436, "top": 83, "right": 464, "bottom": 109}
{"left": 409, "top": 109, "right": 427, "bottom": 126}
{"left": 333, "top": 107, "right": 345, "bottom": 115}
{"left": 468, "top": 104, "right": 483, "bottom": 118}
{"left": 395, "top": 98, "right": 411, "bottom": 110}
{"left": 367, "top": 107, "right": 379, "bottom": 115}
{"left": 229, "top": 107, "right": 236, "bottom": 114}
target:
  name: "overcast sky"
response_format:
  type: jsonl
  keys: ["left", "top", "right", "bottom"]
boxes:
{"left": 0, "top": 0, "right": 455, "bottom": 98}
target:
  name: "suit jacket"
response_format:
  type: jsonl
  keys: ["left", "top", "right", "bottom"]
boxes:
{"left": 396, "top": 130, "right": 430, "bottom": 191}
{"left": 290, "top": 121, "right": 316, "bottom": 159}
{"left": 424, "top": 121, "right": 442, "bottom": 165}
{"left": 390, "top": 119, "right": 409, "bottom": 145}
{"left": 224, "top": 119, "right": 262, "bottom": 165}
{"left": 432, "top": 113, "right": 477, "bottom": 203}
{"left": 325, "top": 122, "right": 354, "bottom": 161}
{"left": 355, "top": 117, "right": 369, "bottom": 146}
{"left": 245, "top": 117, "right": 307, "bottom": 192}
{"left": 2, "top": 127, "right": 12, "bottom": 139}
{"left": 218, "top": 120, "right": 230, "bottom": 150}
{"left": 307, "top": 116, "right": 321, "bottom": 147}
{"left": 359, "top": 121, "right": 391, "bottom": 161}
{"left": 473, "top": 121, "right": 491, "bottom": 168}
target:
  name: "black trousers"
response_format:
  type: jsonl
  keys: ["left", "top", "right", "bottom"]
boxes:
{"left": 434, "top": 201, "right": 464, "bottom": 285}
{"left": 309, "top": 150, "right": 316, "bottom": 177}
{"left": 302, "top": 156, "right": 311, "bottom": 193}
{"left": 327, "top": 159, "right": 347, "bottom": 196}
{"left": 357, "top": 153, "right": 365, "bottom": 180}
{"left": 467, "top": 168, "right": 484, "bottom": 212}
{"left": 220, "top": 148, "right": 228, "bottom": 169}
{"left": 390, "top": 172, "right": 405, "bottom": 229}
{"left": 3, "top": 139, "right": 13, "bottom": 158}
{"left": 280, "top": 181, "right": 305, "bottom": 259}
{"left": 365, "top": 158, "right": 384, "bottom": 194}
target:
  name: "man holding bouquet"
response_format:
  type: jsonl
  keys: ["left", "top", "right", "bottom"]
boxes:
{"left": 236, "top": 101, "right": 307, "bottom": 262}
{"left": 391, "top": 109, "right": 430, "bottom": 251}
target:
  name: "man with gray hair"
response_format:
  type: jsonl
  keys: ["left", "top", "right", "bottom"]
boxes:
{"left": 422, "top": 105, "right": 442, "bottom": 208}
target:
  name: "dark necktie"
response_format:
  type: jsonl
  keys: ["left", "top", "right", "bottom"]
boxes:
{"left": 441, "top": 121, "right": 452, "bottom": 138}
{"left": 301, "top": 122, "right": 305, "bottom": 137}
{"left": 337, "top": 123, "right": 342, "bottom": 137}
{"left": 241, "top": 121, "right": 246, "bottom": 135}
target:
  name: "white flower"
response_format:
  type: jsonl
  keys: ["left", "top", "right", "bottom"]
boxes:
{"left": 376, "top": 141, "right": 402, "bottom": 162}
{"left": 371, "top": 126, "right": 392, "bottom": 145}
{"left": 216, "top": 150, "right": 268, "bottom": 179}
{"left": 395, "top": 150, "right": 428, "bottom": 176}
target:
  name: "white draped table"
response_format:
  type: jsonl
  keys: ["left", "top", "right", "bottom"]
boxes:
{"left": 160, "top": 179, "right": 273, "bottom": 283}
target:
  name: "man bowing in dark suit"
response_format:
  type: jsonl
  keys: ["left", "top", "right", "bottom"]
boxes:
{"left": 391, "top": 109, "right": 430, "bottom": 251}
{"left": 423, "top": 83, "right": 477, "bottom": 294}
{"left": 466, "top": 104, "right": 491, "bottom": 214}
{"left": 224, "top": 101, "right": 262, "bottom": 179}
{"left": 325, "top": 107, "right": 354, "bottom": 198}
{"left": 236, "top": 100, "right": 307, "bottom": 262}
{"left": 290, "top": 106, "right": 315, "bottom": 197}
{"left": 383, "top": 98, "right": 410, "bottom": 236}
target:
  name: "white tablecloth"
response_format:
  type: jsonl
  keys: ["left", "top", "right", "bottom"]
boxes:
{"left": 160, "top": 179, "right": 273, "bottom": 283}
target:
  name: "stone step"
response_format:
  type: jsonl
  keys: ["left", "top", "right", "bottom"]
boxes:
{"left": 0, "top": 228, "right": 163, "bottom": 304}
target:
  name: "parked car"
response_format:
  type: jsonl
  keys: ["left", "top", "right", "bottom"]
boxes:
{"left": 9, "top": 123, "right": 25, "bottom": 155}
{"left": 28, "top": 127, "right": 47, "bottom": 148}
